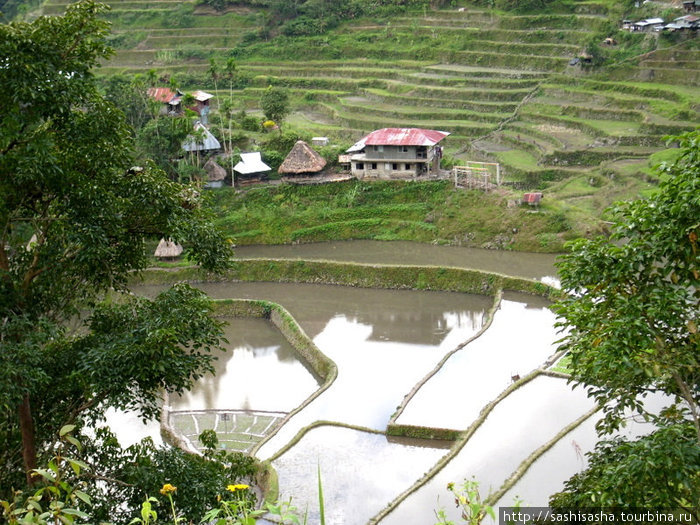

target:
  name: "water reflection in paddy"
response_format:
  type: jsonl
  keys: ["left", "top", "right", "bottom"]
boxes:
{"left": 271, "top": 426, "right": 447, "bottom": 525}
{"left": 494, "top": 391, "right": 669, "bottom": 509}
{"left": 171, "top": 318, "right": 320, "bottom": 413}
{"left": 128, "top": 280, "right": 591, "bottom": 524}
{"left": 234, "top": 240, "right": 559, "bottom": 285}
{"left": 133, "top": 282, "right": 491, "bottom": 453}
{"left": 381, "top": 376, "right": 595, "bottom": 525}
{"left": 397, "top": 292, "right": 559, "bottom": 429}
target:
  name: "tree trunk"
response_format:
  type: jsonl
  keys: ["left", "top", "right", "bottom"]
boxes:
{"left": 19, "top": 394, "right": 38, "bottom": 486}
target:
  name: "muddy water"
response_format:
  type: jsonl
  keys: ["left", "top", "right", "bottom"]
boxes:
{"left": 380, "top": 376, "right": 596, "bottom": 525}
{"left": 396, "top": 292, "right": 559, "bottom": 429}
{"left": 170, "top": 318, "right": 320, "bottom": 413}
{"left": 234, "top": 240, "right": 560, "bottom": 285}
{"left": 271, "top": 427, "right": 447, "bottom": 525}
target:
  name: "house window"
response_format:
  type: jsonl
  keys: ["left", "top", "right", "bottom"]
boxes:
{"left": 374, "top": 145, "right": 384, "bottom": 152}
{"left": 355, "top": 162, "right": 364, "bottom": 170}
{"left": 371, "top": 163, "right": 377, "bottom": 170}
{"left": 401, "top": 146, "right": 409, "bottom": 153}
{"left": 392, "top": 163, "right": 398, "bottom": 170}
{"left": 405, "top": 163, "right": 411, "bottom": 170}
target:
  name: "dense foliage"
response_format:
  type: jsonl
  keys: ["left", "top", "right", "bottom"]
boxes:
{"left": 0, "top": 2, "right": 244, "bottom": 518}
{"left": 82, "top": 428, "right": 258, "bottom": 524}
{"left": 551, "top": 130, "right": 700, "bottom": 515}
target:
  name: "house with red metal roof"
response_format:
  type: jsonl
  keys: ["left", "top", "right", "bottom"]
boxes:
{"left": 346, "top": 128, "right": 450, "bottom": 179}
{"left": 146, "top": 88, "right": 214, "bottom": 122}
{"left": 147, "top": 87, "right": 182, "bottom": 115}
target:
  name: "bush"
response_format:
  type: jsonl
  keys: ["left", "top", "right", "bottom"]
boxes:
{"left": 262, "top": 150, "right": 284, "bottom": 171}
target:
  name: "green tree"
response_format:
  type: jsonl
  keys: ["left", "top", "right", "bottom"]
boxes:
{"left": 551, "top": 131, "right": 700, "bottom": 514}
{"left": 101, "top": 74, "right": 153, "bottom": 132}
{"left": 0, "top": 0, "right": 232, "bottom": 504}
{"left": 135, "top": 114, "right": 193, "bottom": 176}
{"left": 260, "top": 85, "right": 290, "bottom": 129}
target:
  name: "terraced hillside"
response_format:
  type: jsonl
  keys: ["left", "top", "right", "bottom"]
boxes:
{"left": 38, "top": 0, "right": 700, "bottom": 221}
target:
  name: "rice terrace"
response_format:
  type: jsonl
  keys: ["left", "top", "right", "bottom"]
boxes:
{"left": 1, "top": 0, "right": 698, "bottom": 524}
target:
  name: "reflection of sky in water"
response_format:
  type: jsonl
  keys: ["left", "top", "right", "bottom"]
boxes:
{"left": 381, "top": 377, "right": 596, "bottom": 525}
{"left": 170, "top": 318, "right": 320, "bottom": 413}
{"left": 272, "top": 426, "right": 446, "bottom": 525}
{"left": 256, "top": 301, "right": 488, "bottom": 459}
{"left": 397, "top": 292, "right": 560, "bottom": 429}
{"left": 493, "top": 391, "right": 672, "bottom": 511}
{"left": 102, "top": 408, "right": 162, "bottom": 449}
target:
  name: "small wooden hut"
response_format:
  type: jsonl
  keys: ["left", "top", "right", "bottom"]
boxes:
{"left": 234, "top": 152, "right": 272, "bottom": 186}
{"left": 278, "top": 140, "right": 326, "bottom": 182}
{"left": 203, "top": 158, "right": 227, "bottom": 189}
{"left": 154, "top": 238, "right": 183, "bottom": 261}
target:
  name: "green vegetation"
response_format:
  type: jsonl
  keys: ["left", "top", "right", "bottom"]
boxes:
{"left": 208, "top": 180, "right": 582, "bottom": 251}
{"left": 139, "top": 258, "right": 560, "bottom": 300}
{"left": 0, "top": 5, "right": 240, "bottom": 522}
{"left": 551, "top": 130, "right": 699, "bottom": 515}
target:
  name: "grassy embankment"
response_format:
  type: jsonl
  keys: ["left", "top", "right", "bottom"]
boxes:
{"left": 207, "top": 179, "right": 578, "bottom": 252}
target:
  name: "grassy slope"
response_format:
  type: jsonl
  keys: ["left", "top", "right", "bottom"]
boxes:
{"left": 33, "top": 0, "right": 700, "bottom": 251}
{"left": 208, "top": 179, "right": 578, "bottom": 252}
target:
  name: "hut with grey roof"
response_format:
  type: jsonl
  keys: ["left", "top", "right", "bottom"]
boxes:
{"left": 278, "top": 140, "right": 326, "bottom": 182}
{"left": 154, "top": 238, "right": 183, "bottom": 261}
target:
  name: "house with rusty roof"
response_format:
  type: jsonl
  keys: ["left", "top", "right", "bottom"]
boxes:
{"left": 147, "top": 87, "right": 182, "bottom": 115}
{"left": 147, "top": 88, "right": 214, "bottom": 122}
{"left": 346, "top": 128, "right": 450, "bottom": 179}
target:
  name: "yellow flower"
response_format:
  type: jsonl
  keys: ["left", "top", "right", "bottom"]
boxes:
{"left": 160, "top": 483, "right": 177, "bottom": 495}
{"left": 226, "top": 483, "right": 249, "bottom": 492}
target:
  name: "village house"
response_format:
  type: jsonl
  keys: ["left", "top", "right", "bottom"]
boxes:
{"left": 182, "top": 121, "right": 221, "bottom": 154}
{"left": 629, "top": 18, "right": 665, "bottom": 31}
{"left": 346, "top": 128, "right": 449, "bottom": 180}
{"left": 665, "top": 14, "right": 699, "bottom": 30}
{"left": 234, "top": 152, "right": 272, "bottom": 185}
{"left": 203, "top": 158, "right": 227, "bottom": 189}
{"left": 147, "top": 87, "right": 182, "bottom": 115}
{"left": 191, "top": 90, "right": 214, "bottom": 125}
{"left": 683, "top": 0, "right": 699, "bottom": 13}
{"left": 147, "top": 88, "right": 214, "bottom": 122}
{"left": 278, "top": 140, "right": 327, "bottom": 182}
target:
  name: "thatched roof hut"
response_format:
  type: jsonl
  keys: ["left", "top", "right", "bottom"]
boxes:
{"left": 154, "top": 238, "right": 183, "bottom": 260}
{"left": 204, "top": 158, "right": 227, "bottom": 188}
{"left": 278, "top": 140, "right": 326, "bottom": 176}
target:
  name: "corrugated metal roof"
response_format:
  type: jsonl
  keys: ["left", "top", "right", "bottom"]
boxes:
{"left": 147, "top": 87, "right": 176, "bottom": 103}
{"left": 347, "top": 128, "right": 449, "bottom": 152}
{"left": 523, "top": 192, "right": 543, "bottom": 204}
{"left": 234, "top": 152, "right": 271, "bottom": 175}
{"left": 182, "top": 122, "right": 221, "bottom": 152}
{"left": 192, "top": 90, "right": 214, "bottom": 102}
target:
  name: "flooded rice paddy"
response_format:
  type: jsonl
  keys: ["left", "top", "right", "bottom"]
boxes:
{"left": 234, "top": 240, "right": 560, "bottom": 286}
{"left": 121, "top": 242, "right": 612, "bottom": 524}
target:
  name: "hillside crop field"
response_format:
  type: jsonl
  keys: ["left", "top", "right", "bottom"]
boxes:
{"left": 29, "top": 0, "right": 700, "bottom": 250}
